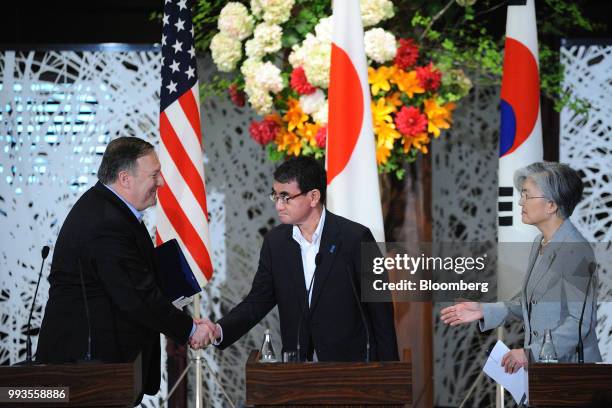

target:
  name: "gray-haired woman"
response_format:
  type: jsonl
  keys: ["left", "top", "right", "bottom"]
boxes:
{"left": 441, "top": 162, "right": 601, "bottom": 373}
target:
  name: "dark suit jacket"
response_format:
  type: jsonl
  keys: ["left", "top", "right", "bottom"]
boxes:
{"left": 36, "top": 182, "right": 193, "bottom": 399}
{"left": 218, "top": 210, "right": 399, "bottom": 361}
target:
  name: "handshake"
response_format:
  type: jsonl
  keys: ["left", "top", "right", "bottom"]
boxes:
{"left": 189, "top": 318, "right": 222, "bottom": 350}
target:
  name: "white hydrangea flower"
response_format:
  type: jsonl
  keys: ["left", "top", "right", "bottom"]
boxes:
{"left": 241, "top": 58, "right": 263, "bottom": 80}
{"left": 289, "top": 33, "right": 317, "bottom": 68}
{"left": 360, "top": 0, "right": 395, "bottom": 27}
{"left": 312, "top": 100, "right": 328, "bottom": 124}
{"left": 314, "top": 17, "right": 332, "bottom": 42}
{"left": 255, "top": 62, "right": 284, "bottom": 94}
{"left": 289, "top": 16, "right": 333, "bottom": 89}
{"left": 253, "top": 23, "right": 283, "bottom": 54}
{"left": 245, "top": 39, "right": 265, "bottom": 59}
{"left": 218, "top": 2, "right": 254, "bottom": 40}
{"left": 245, "top": 84, "right": 274, "bottom": 115}
{"left": 250, "top": 0, "right": 263, "bottom": 18}
{"left": 299, "top": 89, "right": 326, "bottom": 114}
{"left": 456, "top": 0, "right": 477, "bottom": 6}
{"left": 210, "top": 32, "right": 242, "bottom": 72}
{"left": 364, "top": 28, "right": 397, "bottom": 64}
{"left": 252, "top": 0, "right": 296, "bottom": 24}
{"left": 302, "top": 38, "right": 331, "bottom": 88}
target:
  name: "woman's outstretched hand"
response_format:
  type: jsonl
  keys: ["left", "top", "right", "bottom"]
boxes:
{"left": 440, "top": 301, "right": 484, "bottom": 326}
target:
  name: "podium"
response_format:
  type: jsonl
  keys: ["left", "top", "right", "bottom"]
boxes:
{"left": 526, "top": 362, "right": 612, "bottom": 407}
{"left": 0, "top": 354, "right": 142, "bottom": 407}
{"left": 245, "top": 350, "right": 412, "bottom": 406}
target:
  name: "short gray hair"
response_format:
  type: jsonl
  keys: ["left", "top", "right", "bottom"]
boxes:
{"left": 513, "top": 162, "right": 584, "bottom": 219}
{"left": 97, "top": 137, "right": 154, "bottom": 184}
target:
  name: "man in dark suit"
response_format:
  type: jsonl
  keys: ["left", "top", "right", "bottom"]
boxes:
{"left": 203, "top": 157, "right": 398, "bottom": 361}
{"left": 36, "top": 137, "right": 212, "bottom": 402}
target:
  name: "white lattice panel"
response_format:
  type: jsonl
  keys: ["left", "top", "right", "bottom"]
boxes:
{"left": 561, "top": 41, "right": 612, "bottom": 362}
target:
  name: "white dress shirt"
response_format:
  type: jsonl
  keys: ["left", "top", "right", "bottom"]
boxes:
{"left": 292, "top": 208, "right": 326, "bottom": 305}
{"left": 213, "top": 208, "right": 327, "bottom": 348}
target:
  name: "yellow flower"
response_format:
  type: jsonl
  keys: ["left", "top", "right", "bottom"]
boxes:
{"left": 424, "top": 98, "right": 456, "bottom": 137}
{"left": 298, "top": 122, "right": 320, "bottom": 147}
{"left": 402, "top": 132, "right": 431, "bottom": 154}
{"left": 393, "top": 70, "right": 424, "bottom": 99}
{"left": 371, "top": 97, "right": 396, "bottom": 127}
{"left": 374, "top": 121, "right": 401, "bottom": 166}
{"left": 275, "top": 129, "right": 302, "bottom": 156}
{"left": 368, "top": 66, "right": 396, "bottom": 96}
{"left": 283, "top": 98, "right": 309, "bottom": 132}
{"left": 375, "top": 122, "right": 400, "bottom": 149}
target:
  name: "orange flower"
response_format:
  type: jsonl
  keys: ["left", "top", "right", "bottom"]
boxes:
{"left": 298, "top": 122, "right": 321, "bottom": 147}
{"left": 393, "top": 69, "right": 425, "bottom": 99}
{"left": 264, "top": 113, "right": 282, "bottom": 125}
{"left": 368, "top": 66, "right": 396, "bottom": 96}
{"left": 423, "top": 98, "right": 455, "bottom": 137}
{"left": 275, "top": 128, "right": 302, "bottom": 156}
{"left": 402, "top": 132, "right": 431, "bottom": 154}
{"left": 283, "top": 98, "right": 309, "bottom": 132}
{"left": 387, "top": 92, "right": 403, "bottom": 107}
{"left": 376, "top": 143, "right": 392, "bottom": 165}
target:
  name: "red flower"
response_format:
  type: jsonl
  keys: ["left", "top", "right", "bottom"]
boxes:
{"left": 249, "top": 116, "right": 280, "bottom": 145}
{"left": 228, "top": 83, "right": 246, "bottom": 107}
{"left": 315, "top": 125, "right": 327, "bottom": 148}
{"left": 394, "top": 38, "right": 419, "bottom": 70}
{"left": 290, "top": 67, "right": 316, "bottom": 95}
{"left": 395, "top": 106, "right": 427, "bottom": 136}
{"left": 416, "top": 64, "right": 442, "bottom": 91}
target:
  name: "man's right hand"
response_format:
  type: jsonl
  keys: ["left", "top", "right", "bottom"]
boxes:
{"left": 190, "top": 319, "right": 221, "bottom": 349}
{"left": 440, "top": 301, "right": 484, "bottom": 326}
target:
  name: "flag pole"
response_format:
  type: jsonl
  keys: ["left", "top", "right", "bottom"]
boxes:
{"left": 193, "top": 293, "right": 204, "bottom": 408}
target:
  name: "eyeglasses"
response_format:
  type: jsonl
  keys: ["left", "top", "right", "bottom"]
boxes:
{"left": 519, "top": 192, "right": 547, "bottom": 204}
{"left": 269, "top": 190, "right": 307, "bottom": 204}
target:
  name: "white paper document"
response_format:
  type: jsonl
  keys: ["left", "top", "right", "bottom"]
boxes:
{"left": 483, "top": 340, "right": 526, "bottom": 405}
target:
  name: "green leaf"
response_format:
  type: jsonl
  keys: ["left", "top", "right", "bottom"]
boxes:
{"left": 267, "top": 144, "right": 286, "bottom": 162}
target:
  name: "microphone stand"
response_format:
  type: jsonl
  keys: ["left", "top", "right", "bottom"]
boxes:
{"left": 296, "top": 253, "right": 320, "bottom": 361}
{"left": 346, "top": 262, "right": 370, "bottom": 362}
{"left": 25, "top": 246, "right": 50, "bottom": 364}
{"left": 577, "top": 263, "right": 595, "bottom": 363}
{"left": 164, "top": 293, "right": 235, "bottom": 408}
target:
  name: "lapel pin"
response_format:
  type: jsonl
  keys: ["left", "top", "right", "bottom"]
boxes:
{"left": 329, "top": 244, "right": 336, "bottom": 253}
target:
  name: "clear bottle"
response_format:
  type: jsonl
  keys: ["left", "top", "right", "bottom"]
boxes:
{"left": 538, "top": 329, "right": 558, "bottom": 363}
{"left": 259, "top": 329, "right": 278, "bottom": 363}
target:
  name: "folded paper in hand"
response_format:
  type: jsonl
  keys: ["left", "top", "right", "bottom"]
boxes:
{"left": 154, "top": 239, "right": 202, "bottom": 308}
{"left": 483, "top": 340, "right": 526, "bottom": 405}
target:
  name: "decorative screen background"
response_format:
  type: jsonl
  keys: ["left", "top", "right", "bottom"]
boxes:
{"left": 1, "top": 42, "right": 609, "bottom": 407}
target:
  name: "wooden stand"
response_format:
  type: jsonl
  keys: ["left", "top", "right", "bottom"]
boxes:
{"left": 0, "top": 354, "right": 142, "bottom": 407}
{"left": 526, "top": 361, "right": 612, "bottom": 407}
{"left": 245, "top": 350, "right": 412, "bottom": 406}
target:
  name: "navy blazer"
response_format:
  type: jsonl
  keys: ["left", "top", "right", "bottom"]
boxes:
{"left": 37, "top": 182, "right": 193, "bottom": 400}
{"left": 218, "top": 210, "right": 399, "bottom": 361}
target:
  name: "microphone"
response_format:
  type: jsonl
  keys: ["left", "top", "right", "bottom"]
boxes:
{"left": 576, "top": 260, "right": 597, "bottom": 363}
{"left": 346, "top": 260, "right": 370, "bottom": 362}
{"left": 25, "top": 245, "right": 50, "bottom": 364}
{"left": 296, "top": 253, "right": 321, "bottom": 361}
{"left": 78, "top": 258, "right": 93, "bottom": 361}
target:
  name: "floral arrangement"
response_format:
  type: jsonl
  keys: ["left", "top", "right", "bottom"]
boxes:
{"left": 208, "top": 0, "right": 473, "bottom": 178}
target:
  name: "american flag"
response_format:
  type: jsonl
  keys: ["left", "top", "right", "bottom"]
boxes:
{"left": 156, "top": 0, "right": 213, "bottom": 286}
